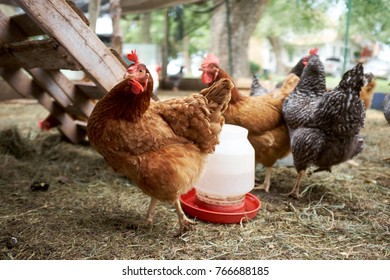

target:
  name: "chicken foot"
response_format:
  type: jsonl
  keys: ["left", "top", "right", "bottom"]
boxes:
{"left": 285, "top": 170, "right": 305, "bottom": 198}
{"left": 174, "top": 199, "right": 195, "bottom": 236}
{"left": 130, "top": 197, "right": 157, "bottom": 229}
{"left": 253, "top": 167, "right": 272, "bottom": 192}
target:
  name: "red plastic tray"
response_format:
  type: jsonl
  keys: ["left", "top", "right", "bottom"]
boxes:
{"left": 180, "top": 188, "right": 261, "bottom": 224}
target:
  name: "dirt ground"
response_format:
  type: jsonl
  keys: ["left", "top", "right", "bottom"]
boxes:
{"left": 0, "top": 95, "right": 389, "bottom": 260}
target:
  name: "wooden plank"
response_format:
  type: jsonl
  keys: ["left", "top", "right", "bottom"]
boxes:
{"left": 14, "top": 0, "right": 126, "bottom": 93}
{"left": 5, "top": 0, "right": 89, "bottom": 38}
{"left": 10, "top": 12, "right": 43, "bottom": 37}
{"left": 0, "top": 38, "right": 83, "bottom": 70}
{"left": 27, "top": 68, "right": 95, "bottom": 120}
{"left": 74, "top": 81, "right": 105, "bottom": 100}
{"left": 0, "top": 68, "right": 31, "bottom": 99}
{"left": 0, "top": 10, "right": 27, "bottom": 42}
{"left": 42, "top": 69, "right": 95, "bottom": 118}
{"left": 0, "top": 67, "right": 86, "bottom": 143}
{"left": 27, "top": 68, "right": 74, "bottom": 111}
{"left": 0, "top": 76, "right": 25, "bottom": 101}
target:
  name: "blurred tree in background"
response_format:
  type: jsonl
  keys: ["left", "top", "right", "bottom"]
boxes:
{"left": 343, "top": 0, "right": 390, "bottom": 45}
{"left": 120, "top": 0, "right": 389, "bottom": 78}
{"left": 255, "top": 0, "right": 332, "bottom": 74}
{"left": 209, "top": 0, "right": 269, "bottom": 78}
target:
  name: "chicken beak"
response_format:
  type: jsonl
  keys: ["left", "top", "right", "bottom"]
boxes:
{"left": 124, "top": 72, "right": 136, "bottom": 80}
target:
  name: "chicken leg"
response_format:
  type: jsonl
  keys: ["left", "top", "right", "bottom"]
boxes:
{"left": 285, "top": 170, "right": 305, "bottom": 198}
{"left": 174, "top": 199, "right": 195, "bottom": 236}
{"left": 130, "top": 197, "right": 157, "bottom": 229}
{"left": 253, "top": 167, "right": 272, "bottom": 192}
{"left": 145, "top": 197, "right": 158, "bottom": 224}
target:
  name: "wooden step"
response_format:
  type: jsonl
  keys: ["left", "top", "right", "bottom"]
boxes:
{"left": 0, "top": 38, "right": 82, "bottom": 70}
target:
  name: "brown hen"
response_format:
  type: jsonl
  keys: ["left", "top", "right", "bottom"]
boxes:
{"left": 360, "top": 73, "right": 376, "bottom": 109}
{"left": 87, "top": 50, "right": 232, "bottom": 235}
{"left": 200, "top": 54, "right": 299, "bottom": 192}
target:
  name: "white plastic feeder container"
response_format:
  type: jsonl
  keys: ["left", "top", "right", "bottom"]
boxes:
{"left": 195, "top": 124, "right": 255, "bottom": 212}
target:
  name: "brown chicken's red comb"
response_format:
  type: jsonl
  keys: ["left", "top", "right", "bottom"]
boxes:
{"left": 127, "top": 50, "right": 139, "bottom": 64}
{"left": 309, "top": 48, "right": 318, "bottom": 55}
{"left": 201, "top": 53, "right": 220, "bottom": 67}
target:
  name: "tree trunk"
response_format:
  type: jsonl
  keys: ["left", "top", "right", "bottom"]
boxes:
{"left": 110, "top": 0, "right": 122, "bottom": 55}
{"left": 88, "top": 0, "right": 101, "bottom": 32}
{"left": 161, "top": 9, "right": 170, "bottom": 80}
{"left": 210, "top": 0, "right": 269, "bottom": 78}
{"left": 267, "top": 35, "right": 283, "bottom": 75}
{"left": 183, "top": 35, "right": 192, "bottom": 76}
{"left": 141, "top": 12, "right": 151, "bottom": 43}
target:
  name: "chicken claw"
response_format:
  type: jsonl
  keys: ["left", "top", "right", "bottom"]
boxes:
{"left": 174, "top": 200, "right": 195, "bottom": 236}
{"left": 283, "top": 170, "right": 305, "bottom": 199}
{"left": 283, "top": 189, "right": 301, "bottom": 199}
{"left": 253, "top": 182, "right": 270, "bottom": 193}
{"left": 129, "top": 218, "right": 153, "bottom": 230}
{"left": 253, "top": 168, "right": 272, "bottom": 192}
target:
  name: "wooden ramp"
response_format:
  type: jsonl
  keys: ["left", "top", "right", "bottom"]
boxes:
{"left": 0, "top": 0, "right": 127, "bottom": 143}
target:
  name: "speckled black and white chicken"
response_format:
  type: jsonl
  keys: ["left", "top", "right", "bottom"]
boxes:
{"left": 250, "top": 74, "right": 269, "bottom": 96}
{"left": 383, "top": 92, "right": 390, "bottom": 124}
{"left": 282, "top": 53, "right": 366, "bottom": 197}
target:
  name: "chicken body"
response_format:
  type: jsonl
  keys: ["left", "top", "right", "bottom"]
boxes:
{"left": 282, "top": 54, "right": 366, "bottom": 197}
{"left": 87, "top": 59, "right": 232, "bottom": 234}
{"left": 250, "top": 74, "right": 269, "bottom": 96}
{"left": 168, "top": 66, "right": 185, "bottom": 91}
{"left": 39, "top": 113, "right": 61, "bottom": 131}
{"left": 200, "top": 55, "right": 299, "bottom": 192}
{"left": 360, "top": 73, "right": 376, "bottom": 109}
{"left": 383, "top": 94, "right": 390, "bottom": 124}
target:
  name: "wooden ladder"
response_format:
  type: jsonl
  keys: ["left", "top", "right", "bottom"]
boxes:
{"left": 0, "top": 0, "right": 126, "bottom": 143}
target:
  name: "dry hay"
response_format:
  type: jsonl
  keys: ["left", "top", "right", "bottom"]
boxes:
{"left": 0, "top": 101, "right": 389, "bottom": 260}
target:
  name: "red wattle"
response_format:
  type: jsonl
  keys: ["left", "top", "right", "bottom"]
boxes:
{"left": 128, "top": 79, "right": 144, "bottom": 94}
{"left": 201, "top": 73, "right": 213, "bottom": 85}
